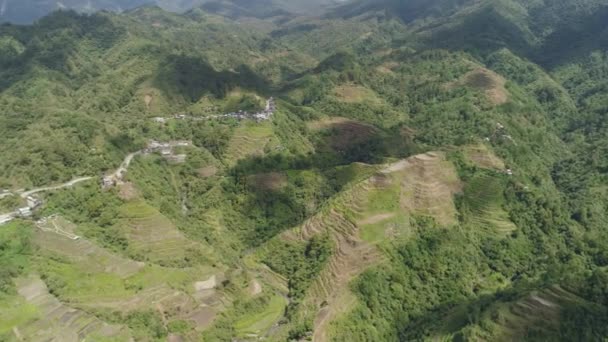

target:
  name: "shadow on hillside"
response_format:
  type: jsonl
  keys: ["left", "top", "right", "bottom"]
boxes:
{"left": 221, "top": 122, "right": 417, "bottom": 246}
{"left": 535, "top": 6, "right": 608, "bottom": 69}
{"left": 154, "top": 54, "right": 271, "bottom": 103}
{"left": 397, "top": 292, "right": 499, "bottom": 340}
{"left": 0, "top": 11, "right": 124, "bottom": 92}
{"left": 395, "top": 281, "right": 560, "bottom": 340}
{"left": 423, "top": 2, "right": 608, "bottom": 69}
{"left": 230, "top": 123, "right": 417, "bottom": 177}
{"left": 423, "top": 5, "right": 534, "bottom": 58}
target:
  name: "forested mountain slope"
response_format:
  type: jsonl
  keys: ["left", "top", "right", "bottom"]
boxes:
{"left": 1, "top": 1, "right": 608, "bottom": 341}
{"left": 0, "top": 0, "right": 342, "bottom": 24}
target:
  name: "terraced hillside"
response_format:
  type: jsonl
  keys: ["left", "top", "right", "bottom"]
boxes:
{"left": 271, "top": 152, "right": 463, "bottom": 341}
{"left": 463, "top": 144, "right": 506, "bottom": 171}
{"left": 3, "top": 0, "right": 608, "bottom": 340}
{"left": 117, "top": 201, "right": 209, "bottom": 265}
{"left": 412, "top": 285, "right": 599, "bottom": 341}
{"left": 387, "top": 152, "right": 462, "bottom": 227}
{"left": 464, "top": 174, "right": 517, "bottom": 236}
{"left": 224, "top": 121, "right": 279, "bottom": 166}
{"left": 33, "top": 216, "right": 145, "bottom": 278}
{"left": 11, "top": 276, "right": 130, "bottom": 342}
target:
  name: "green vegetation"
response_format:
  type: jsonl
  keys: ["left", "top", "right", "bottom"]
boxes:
{"left": 261, "top": 235, "right": 333, "bottom": 302}
{"left": 0, "top": 222, "right": 32, "bottom": 295}
{"left": 2, "top": 0, "right": 608, "bottom": 340}
{"left": 234, "top": 294, "right": 287, "bottom": 336}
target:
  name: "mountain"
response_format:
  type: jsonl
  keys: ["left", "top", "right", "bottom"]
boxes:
{"left": 0, "top": 0, "right": 342, "bottom": 24}
{"left": 330, "top": 0, "right": 479, "bottom": 22}
{"left": 0, "top": 0, "right": 154, "bottom": 24}
{"left": 1, "top": 1, "right": 608, "bottom": 341}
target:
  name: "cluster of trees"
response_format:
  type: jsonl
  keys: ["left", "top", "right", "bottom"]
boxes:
{"left": 0, "top": 222, "right": 31, "bottom": 295}
{"left": 2, "top": 2, "right": 608, "bottom": 340}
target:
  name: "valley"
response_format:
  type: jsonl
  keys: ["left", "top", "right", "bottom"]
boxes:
{"left": 1, "top": 0, "right": 608, "bottom": 341}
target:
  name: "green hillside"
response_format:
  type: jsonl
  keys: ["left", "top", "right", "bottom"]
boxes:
{"left": 1, "top": 0, "right": 608, "bottom": 341}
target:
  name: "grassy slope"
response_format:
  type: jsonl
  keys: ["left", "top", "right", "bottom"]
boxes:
{"left": 1, "top": 2, "right": 608, "bottom": 341}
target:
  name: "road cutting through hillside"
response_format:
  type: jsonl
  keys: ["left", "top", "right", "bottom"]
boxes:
{"left": 19, "top": 177, "right": 94, "bottom": 198}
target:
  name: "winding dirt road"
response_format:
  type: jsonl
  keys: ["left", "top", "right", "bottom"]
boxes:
{"left": 20, "top": 177, "right": 94, "bottom": 198}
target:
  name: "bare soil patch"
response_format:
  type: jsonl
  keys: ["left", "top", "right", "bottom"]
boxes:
{"left": 358, "top": 213, "right": 396, "bottom": 225}
{"left": 369, "top": 173, "right": 393, "bottom": 188}
{"left": 198, "top": 166, "right": 218, "bottom": 178}
{"left": 463, "top": 68, "right": 508, "bottom": 105}
{"left": 378, "top": 61, "right": 399, "bottom": 73}
{"left": 194, "top": 275, "right": 217, "bottom": 291}
{"left": 249, "top": 279, "right": 262, "bottom": 296}
{"left": 168, "top": 334, "right": 185, "bottom": 342}
{"left": 189, "top": 307, "right": 217, "bottom": 330}
{"left": 144, "top": 94, "right": 153, "bottom": 109}
{"left": 118, "top": 182, "right": 139, "bottom": 200}
{"left": 383, "top": 152, "right": 462, "bottom": 227}
{"left": 464, "top": 144, "right": 505, "bottom": 170}
{"left": 249, "top": 172, "right": 287, "bottom": 191}
{"left": 332, "top": 84, "right": 380, "bottom": 104}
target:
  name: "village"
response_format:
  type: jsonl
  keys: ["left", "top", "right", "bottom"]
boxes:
{"left": 0, "top": 182, "right": 76, "bottom": 226}
{"left": 102, "top": 139, "right": 192, "bottom": 189}
{"left": 1, "top": 96, "right": 271, "bottom": 224}
{"left": 0, "top": 138, "right": 195, "bottom": 226}
{"left": 152, "top": 97, "right": 276, "bottom": 124}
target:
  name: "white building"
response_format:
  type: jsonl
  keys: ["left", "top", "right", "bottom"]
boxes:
{"left": 102, "top": 176, "right": 115, "bottom": 189}
{"left": 26, "top": 196, "right": 42, "bottom": 209}
{"left": 17, "top": 207, "right": 32, "bottom": 218}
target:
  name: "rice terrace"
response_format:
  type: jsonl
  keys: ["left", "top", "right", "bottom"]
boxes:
{"left": 1, "top": 0, "right": 608, "bottom": 341}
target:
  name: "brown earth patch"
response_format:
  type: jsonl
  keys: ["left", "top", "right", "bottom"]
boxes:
{"left": 464, "top": 145, "right": 505, "bottom": 170}
{"left": 376, "top": 66, "right": 394, "bottom": 74}
{"left": 118, "top": 182, "right": 139, "bottom": 200}
{"left": 381, "top": 61, "right": 399, "bottom": 70}
{"left": 198, "top": 166, "right": 218, "bottom": 178}
{"left": 249, "top": 172, "right": 288, "bottom": 191}
{"left": 332, "top": 84, "right": 381, "bottom": 104}
{"left": 309, "top": 118, "right": 378, "bottom": 151}
{"left": 369, "top": 173, "right": 393, "bottom": 188}
{"left": 168, "top": 334, "right": 184, "bottom": 342}
{"left": 249, "top": 279, "right": 262, "bottom": 296}
{"left": 144, "top": 94, "right": 153, "bottom": 109}
{"left": 383, "top": 152, "right": 462, "bottom": 227}
{"left": 358, "top": 213, "right": 396, "bottom": 226}
{"left": 376, "top": 60, "right": 399, "bottom": 75}
{"left": 189, "top": 307, "right": 217, "bottom": 330}
{"left": 463, "top": 68, "right": 508, "bottom": 105}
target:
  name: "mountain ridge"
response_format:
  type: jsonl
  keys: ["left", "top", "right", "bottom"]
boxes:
{"left": 1, "top": 1, "right": 608, "bottom": 341}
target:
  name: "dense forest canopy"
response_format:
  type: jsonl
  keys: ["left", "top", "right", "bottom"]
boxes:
{"left": 0, "top": 0, "right": 608, "bottom": 341}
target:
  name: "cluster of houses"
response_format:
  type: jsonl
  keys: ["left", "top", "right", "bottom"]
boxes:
{"left": 152, "top": 97, "right": 276, "bottom": 124}
{"left": 0, "top": 195, "right": 43, "bottom": 226}
{"left": 18, "top": 196, "right": 43, "bottom": 217}
{"left": 102, "top": 140, "right": 191, "bottom": 190}
{"left": 485, "top": 122, "right": 515, "bottom": 145}
{"left": 144, "top": 140, "right": 190, "bottom": 164}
